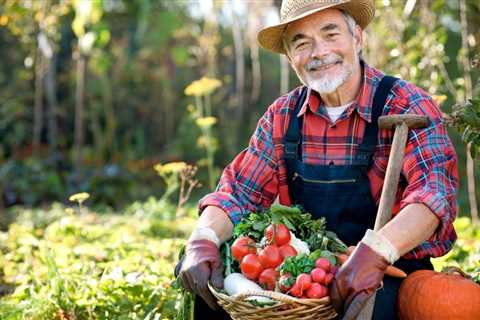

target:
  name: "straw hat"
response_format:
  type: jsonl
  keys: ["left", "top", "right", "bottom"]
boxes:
{"left": 257, "top": 0, "right": 375, "bottom": 54}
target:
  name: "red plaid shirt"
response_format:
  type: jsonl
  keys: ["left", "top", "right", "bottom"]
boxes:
{"left": 199, "top": 63, "right": 458, "bottom": 259}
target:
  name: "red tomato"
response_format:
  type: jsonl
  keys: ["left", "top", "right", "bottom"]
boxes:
{"left": 288, "top": 282, "right": 303, "bottom": 298}
{"left": 231, "top": 236, "right": 257, "bottom": 262}
{"left": 279, "top": 273, "right": 294, "bottom": 293}
{"left": 258, "top": 245, "right": 282, "bottom": 268}
{"left": 315, "top": 257, "right": 331, "bottom": 272}
{"left": 240, "top": 254, "right": 263, "bottom": 280}
{"left": 278, "top": 244, "right": 297, "bottom": 259}
{"left": 265, "top": 224, "right": 291, "bottom": 246}
{"left": 258, "top": 268, "right": 279, "bottom": 291}
{"left": 311, "top": 268, "right": 326, "bottom": 284}
{"left": 324, "top": 273, "right": 334, "bottom": 285}
{"left": 296, "top": 273, "right": 312, "bottom": 291}
{"left": 306, "top": 283, "right": 328, "bottom": 299}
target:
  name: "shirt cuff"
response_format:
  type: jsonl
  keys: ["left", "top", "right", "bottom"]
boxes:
{"left": 198, "top": 192, "right": 246, "bottom": 225}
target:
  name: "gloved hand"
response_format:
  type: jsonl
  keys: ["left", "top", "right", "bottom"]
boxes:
{"left": 330, "top": 242, "right": 390, "bottom": 319}
{"left": 177, "top": 239, "right": 224, "bottom": 310}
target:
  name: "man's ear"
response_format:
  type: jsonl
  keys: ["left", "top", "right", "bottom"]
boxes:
{"left": 353, "top": 25, "right": 363, "bottom": 54}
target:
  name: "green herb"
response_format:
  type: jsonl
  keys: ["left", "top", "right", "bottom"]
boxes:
{"left": 280, "top": 254, "right": 316, "bottom": 278}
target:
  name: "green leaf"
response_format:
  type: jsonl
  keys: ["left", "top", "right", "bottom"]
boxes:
{"left": 320, "top": 250, "right": 337, "bottom": 265}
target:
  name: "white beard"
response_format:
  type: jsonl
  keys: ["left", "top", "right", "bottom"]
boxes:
{"left": 295, "top": 52, "right": 358, "bottom": 94}
{"left": 306, "top": 66, "right": 352, "bottom": 94}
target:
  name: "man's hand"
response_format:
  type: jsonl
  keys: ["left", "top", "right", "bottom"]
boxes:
{"left": 177, "top": 239, "right": 224, "bottom": 310}
{"left": 330, "top": 242, "right": 390, "bottom": 319}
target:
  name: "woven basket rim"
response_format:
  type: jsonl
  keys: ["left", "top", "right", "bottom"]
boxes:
{"left": 208, "top": 283, "right": 338, "bottom": 319}
{"left": 208, "top": 283, "right": 331, "bottom": 305}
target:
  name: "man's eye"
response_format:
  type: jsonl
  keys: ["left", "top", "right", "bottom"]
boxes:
{"left": 327, "top": 33, "right": 339, "bottom": 38}
{"left": 295, "top": 42, "right": 307, "bottom": 49}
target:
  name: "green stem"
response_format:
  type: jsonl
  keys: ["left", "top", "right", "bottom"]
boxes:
{"left": 195, "top": 95, "right": 203, "bottom": 118}
{"left": 225, "top": 242, "right": 232, "bottom": 276}
{"left": 205, "top": 93, "right": 211, "bottom": 117}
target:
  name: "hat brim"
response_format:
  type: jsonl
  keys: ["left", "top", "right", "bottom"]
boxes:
{"left": 257, "top": 0, "right": 375, "bottom": 54}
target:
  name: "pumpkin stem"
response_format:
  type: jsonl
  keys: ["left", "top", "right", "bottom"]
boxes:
{"left": 441, "top": 266, "right": 471, "bottom": 279}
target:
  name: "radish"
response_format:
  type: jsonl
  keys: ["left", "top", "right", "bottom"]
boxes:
{"left": 324, "top": 273, "right": 334, "bottom": 285}
{"left": 288, "top": 282, "right": 303, "bottom": 298}
{"left": 311, "top": 268, "right": 326, "bottom": 284}
{"left": 296, "top": 273, "right": 312, "bottom": 291}
{"left": 306, "top": 283, "right": 328, "bottom": 299}
{"left": 315, "top": 257, "right": 331, "bottom": 272}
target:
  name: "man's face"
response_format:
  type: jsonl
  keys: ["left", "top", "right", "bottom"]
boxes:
{"left": 284, "top": 9, "right": 362, "bottom": 94}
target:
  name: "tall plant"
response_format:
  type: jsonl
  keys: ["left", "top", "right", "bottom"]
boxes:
{"left": 184, "top": 77, "right": 222, "bottom": 190}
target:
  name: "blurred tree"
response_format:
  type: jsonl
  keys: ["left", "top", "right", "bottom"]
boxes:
{"left": 459, "top": 0, "right": 478, "bottom": 223}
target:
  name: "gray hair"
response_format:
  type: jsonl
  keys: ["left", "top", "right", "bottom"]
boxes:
{"left": 341, "top": 11, "right": 357, "bottom": 36}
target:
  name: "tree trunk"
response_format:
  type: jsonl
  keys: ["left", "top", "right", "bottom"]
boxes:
{"left": 459, "top": 0, "right": 478, "bottom": 224}
{"left": 247, "top": 1, "right": 265, "bottom": 104}
{"left": 33, "top": 48, "right": 44, "bottom": 153}
{"left": 230, "top": 2, "right": 245, "bottom": 149}
{"left": 249, "top": 35, "right": 261, "bottom": 104}
{"left": 74, "top": 52, "right": 87, "bottom": 175}
{"left": 45, "top": 53, "right": 58, "bottom": 150}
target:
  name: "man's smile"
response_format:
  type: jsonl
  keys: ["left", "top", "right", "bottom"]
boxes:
{"left": 305, "top": 57, "right": 343, "bottom": 73}
{"left": 307, "top": 60, "right": 342, "bottom": 73}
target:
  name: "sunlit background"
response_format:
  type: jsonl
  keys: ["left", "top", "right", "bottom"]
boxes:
{"left": 0, "top": 0, "right": 479, "bottom": 318}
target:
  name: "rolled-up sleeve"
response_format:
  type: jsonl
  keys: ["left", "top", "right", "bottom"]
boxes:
{"left": 198, "top": 104, "right": 280, "bottom": 225}
{"left": 399, "top": 94, "right": 459, "bottom": 259}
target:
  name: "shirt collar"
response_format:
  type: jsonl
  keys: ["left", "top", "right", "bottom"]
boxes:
{"left": 297, "top": 62, "right": 381, "bottom": 123}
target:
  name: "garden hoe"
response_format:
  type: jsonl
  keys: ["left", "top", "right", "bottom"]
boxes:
{"left": 353, "top": 114, "right": 430, "bottom": 320}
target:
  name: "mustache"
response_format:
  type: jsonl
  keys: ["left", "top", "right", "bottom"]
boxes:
{"left": 306, "top": 55, "right": 342, "bottom": 71}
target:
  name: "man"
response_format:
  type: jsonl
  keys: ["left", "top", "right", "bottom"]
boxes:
{"left": 177, "top": 0, "right": 458, "bottom": 319}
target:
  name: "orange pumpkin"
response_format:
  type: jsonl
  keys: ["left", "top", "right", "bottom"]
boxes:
{"left": 398, "top": 267, "right": 480, "bottom": 320}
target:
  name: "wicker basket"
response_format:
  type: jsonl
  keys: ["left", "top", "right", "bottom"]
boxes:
{"left": 208, "top": 283, "right": 338, "bottom": 320}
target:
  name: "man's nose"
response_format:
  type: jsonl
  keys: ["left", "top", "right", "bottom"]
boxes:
{"left": 310, "top": 40, "right": 330, "bottom": 59}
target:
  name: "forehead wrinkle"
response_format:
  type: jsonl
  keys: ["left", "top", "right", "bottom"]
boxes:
{"left": 287, "top": 21, "right": 342, "bottom": 44}
{"left": 320, "top": 23, "right": 340, "bottom": 32}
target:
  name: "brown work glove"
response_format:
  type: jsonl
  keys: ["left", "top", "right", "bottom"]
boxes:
{"left": 177, "top": 239, "right": 224, "bottom": 310}
{"left": 330, "top": 242, "right": 389, "bottom": 319}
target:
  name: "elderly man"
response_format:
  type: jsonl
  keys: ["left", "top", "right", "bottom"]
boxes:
{"left": 177, "top": 0, "right": 458, "bottom": 319}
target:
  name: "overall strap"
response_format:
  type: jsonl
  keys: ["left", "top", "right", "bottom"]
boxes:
{"left": 283, "top": 87, "right": 308, "bottom": 160}
{"left": 356, "top": 75, "right": 399, "bottom": 165}
{"left": 284, "top": 76, "right": 399, "bottom": 165}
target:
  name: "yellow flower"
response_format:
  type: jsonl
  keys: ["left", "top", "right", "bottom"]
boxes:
{"left": 69, "top": 192, "right": 90, "bottom": 204}
{"left": 432, "top": 95, "right": 447, "bottom": 105}
{"left": 187, "top": 104, "right": 196, "bottom": 113}
{"left": 0, "top": 16, "right": 9, "bottom": 26}
{"left": 65, "top": 208, "right": 75, "bottom": 215}
{"left": 196, "top": 116, "right": 217, "bottom": 128}
{"left": 184, "top": 77, "right": 222, "bottom": 97}
{"left": 154, "top": 162, "right": 187, "bottom": 175}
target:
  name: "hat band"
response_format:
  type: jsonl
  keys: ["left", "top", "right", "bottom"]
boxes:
{"left": 283, "top": 0, "right": 345, "bottom": 22}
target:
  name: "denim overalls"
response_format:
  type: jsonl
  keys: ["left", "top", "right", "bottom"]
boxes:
{"left": 283, "top": 76, "right": 432, "bottom": 319}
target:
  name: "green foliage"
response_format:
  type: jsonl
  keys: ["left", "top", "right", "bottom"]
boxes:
{"left": 0, "top": 202, "right": 197, "bottom": 319}
{"left": 431, "top": 216, "right": 480, "bottom": 283}
{"left": 232, "top": 204, "right": 347, "bottom": 253}
{"left": 448, "top": 96, "right": 480, "bottom": 158}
